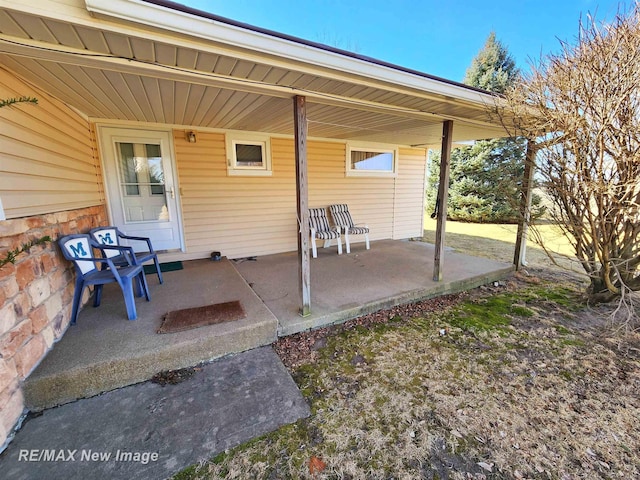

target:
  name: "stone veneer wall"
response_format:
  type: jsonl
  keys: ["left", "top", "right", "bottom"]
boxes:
{"left": 0, "top": 205, "right": 107, "bottom": 450}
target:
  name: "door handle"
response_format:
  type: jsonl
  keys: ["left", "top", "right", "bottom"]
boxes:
{"left": 169, "top": 187, "right": 175, "bottom": 199}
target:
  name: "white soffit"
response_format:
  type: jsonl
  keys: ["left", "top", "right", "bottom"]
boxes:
{"left": 84, "top": 0, "right": 496, "bottom": 106}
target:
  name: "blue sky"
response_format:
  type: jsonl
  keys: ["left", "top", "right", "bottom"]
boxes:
{"left": 180, "top": 0, "right": 627, "bottom": 82}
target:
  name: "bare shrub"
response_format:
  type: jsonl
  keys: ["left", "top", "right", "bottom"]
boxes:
{"left": 497, "top": 6, "right": 640, "bottom": 325}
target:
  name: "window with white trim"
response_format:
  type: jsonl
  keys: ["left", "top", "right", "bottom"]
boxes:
{"left": 346, "top": 144, "right": 397, "bottom": 177}
{"left": 226, "top": 133, "right": 272, "bottom": 176}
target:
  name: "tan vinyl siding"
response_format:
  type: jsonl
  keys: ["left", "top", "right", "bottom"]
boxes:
{"left": 175, "top": 130, "right": 426, "bottom": 259}
{"left": 393, "top": 147, "right": 427, "bottom": 239}
{"left": 0, "top": 67, "right": 103, "bottom": 218}
{"left": 175, "top": 132, "right": 297, "bottom": 259}
{"left": 309, "top": 141, "right": 395, "bottom": 241}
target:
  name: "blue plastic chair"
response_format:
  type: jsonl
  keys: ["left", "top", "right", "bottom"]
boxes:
{"left": 58, "top": 234, "right": 151, "bottom": 324}
{"left": 90, "top": 226, "right": 163, "bottom": 284}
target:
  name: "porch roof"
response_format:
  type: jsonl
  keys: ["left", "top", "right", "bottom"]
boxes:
{"left": 0, "top": 0, "right": 509, "bottom": 146}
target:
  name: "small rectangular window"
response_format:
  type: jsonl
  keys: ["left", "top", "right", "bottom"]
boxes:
{"left": 226, "top": 133, "right": 272, "bottom": 176}
{"left": 347, "top": 145, "right": 397, "bottom": 177}
{"left": 235, "top": 143, "right": 264, "bottom": 167}
{"left": 351, "top": 151, "right": 394, "bottom": 171}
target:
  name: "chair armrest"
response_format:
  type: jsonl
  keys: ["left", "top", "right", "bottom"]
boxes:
{"left": 70, "top": 254, "right": 113, "bottom": 264}
{"left": 94, "top": 244, "right": 138, "bottom": 265}
{"left": 118, "top": 234, "right": 155, "bottom": 253}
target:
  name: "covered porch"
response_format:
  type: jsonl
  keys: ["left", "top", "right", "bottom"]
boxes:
{"left": 24, "top": 240, "right": 512, "bottom": 411}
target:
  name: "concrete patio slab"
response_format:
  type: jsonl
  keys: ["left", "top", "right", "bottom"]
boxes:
{"left": 234, "top": 240, "right": 514, "bottom": 336}
{"left": 24, "top": 259, "right": 278, "bottom": 410}
{"left": 1, "top": 346, "right": 309, "bottom": 480}
{"left": 23, "top": 240, "right": 512, "bottom": 412}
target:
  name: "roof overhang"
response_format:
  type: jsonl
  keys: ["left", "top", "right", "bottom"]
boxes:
{"left": 0, "top": 0, "right": 509, "bottom": 146}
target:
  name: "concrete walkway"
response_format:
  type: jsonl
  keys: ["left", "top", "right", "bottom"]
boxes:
{"left": 0, "top": 347, "right": 310, "bottom": 480}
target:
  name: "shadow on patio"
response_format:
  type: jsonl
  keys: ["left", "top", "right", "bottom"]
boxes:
{"left": 24, "top": 240, "right": 513, "bottom": 410}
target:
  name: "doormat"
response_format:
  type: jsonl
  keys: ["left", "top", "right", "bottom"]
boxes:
{"left": 157, "top": 300, "right": 246, "bottom": 334}
{"left": 144, "top": 261, "right": 183, "bottom": 275}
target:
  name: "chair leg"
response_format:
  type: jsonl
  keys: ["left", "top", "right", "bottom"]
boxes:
{"left": 365, "top": 233, "right": 370, "bottom": 250}
{"left": 133, "top": 272, "right": 149, "bottom": 298}
{"left": 134, "top": 275, "right": 143, "bottom": 298}
{"left": 70, "top": 278, "right": 84, "bottom": 325}
{"left": 311, "top": 236, "right": 318, "bottom": 258}
{"left": 120, "top": 278, "right": 138, "bottom": 320}
{"left": 138, "top": 271, "right": 151, "bottom": 302}
{"left": 153, "top": 256, "right": 163, "bottom": 284}
{"left": 344, "top": 231, "right": 351, "bottom": 254}
{"left": 337, "top": 237, "right": 343, "bottom": 255}
{"left": 93, "top": 285, "right": 103, "bottom": 307}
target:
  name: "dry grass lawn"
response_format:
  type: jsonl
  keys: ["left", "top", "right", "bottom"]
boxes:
{"left": 175, "top": 221, "right": 640, "bottom": 480}
{"left": 422, "top": 219, "right": 579, "bottom": 272}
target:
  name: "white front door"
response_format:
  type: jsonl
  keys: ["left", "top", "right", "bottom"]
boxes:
{"left": 98, "top": 126, "right": 183, "bottom": 251}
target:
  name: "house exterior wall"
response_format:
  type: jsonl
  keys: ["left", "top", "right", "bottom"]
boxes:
{"left": 0, "top": 206, "right": 108, "bottom": 448}
{"left": 0, "top": 67, "right": 106, "bottom": 450}
{"left": 175, "top": 132, "right": 298, "bottom": 259}
{"left": 0, "top": 67, "right": 104, "bottom": 219}
{"left": 394, "top": 147, "right": 428, "bottom": 239}
{"left": 174, "top": 130, "right": 426, "bottom": 260}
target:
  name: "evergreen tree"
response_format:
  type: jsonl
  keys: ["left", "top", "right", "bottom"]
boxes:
{"left": 427, "top": 139, "right": 544, "bottom": 223}
{"left": 427, "top": 33, "right": 545, "bottom": 223}
{"left": 463, "top": 32, "right": 519, "bottom": 93}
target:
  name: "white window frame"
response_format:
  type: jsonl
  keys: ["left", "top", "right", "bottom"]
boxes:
{"left": 226, "top": 132, "right": 272, "bottom": 176}
{"left": 346, "top": 143, "right": 398, "bottom": 178}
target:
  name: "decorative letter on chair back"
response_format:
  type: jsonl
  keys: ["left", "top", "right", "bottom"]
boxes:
{"left": 329, "top": 204, "right": 370, "bottom": 254}
{"left": 308, "top": 208, "right": 342, "bottom": 258}
{"left": 91, "top": 227, "right": 119, "bottom": 258}
{"left": 62, "top": 235, "right": 97, "bottom": 275}
{"left": 59, "top": 234, "right": 150, "bottom": 324}
{"left": 90, "top": 226, "right": 163, "bottom": 284}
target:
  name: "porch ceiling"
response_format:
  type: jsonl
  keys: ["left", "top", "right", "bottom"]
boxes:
{"left": 0, "top": 0, "right": 510, "bottom": 146}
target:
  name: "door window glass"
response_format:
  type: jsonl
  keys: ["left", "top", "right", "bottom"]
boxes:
{"left": 116, "top": 142, "right": 168, "bottom": 222}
